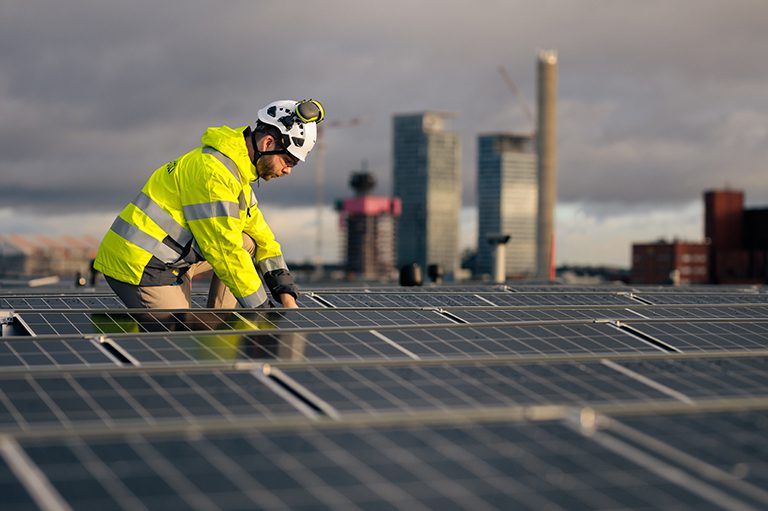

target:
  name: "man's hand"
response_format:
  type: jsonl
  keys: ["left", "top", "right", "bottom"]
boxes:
{"left": 279, "top": 293, "right": 299, "bottom": 308}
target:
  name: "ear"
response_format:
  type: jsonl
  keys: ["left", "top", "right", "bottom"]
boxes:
{"left": 257, "top": 133, "right": 276, "bottom": 151}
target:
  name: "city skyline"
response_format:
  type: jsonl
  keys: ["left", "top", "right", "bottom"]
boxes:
{"left": 1, "top": 1, "right": 767, "bottom": 268}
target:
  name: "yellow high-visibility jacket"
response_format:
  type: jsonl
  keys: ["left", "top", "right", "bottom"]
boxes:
{"left": 94, "top": 125, "right": 294, "bottom": 307}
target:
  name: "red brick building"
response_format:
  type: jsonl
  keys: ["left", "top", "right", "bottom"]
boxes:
{"left": 705, "top": 190, "right": 768, "bottom": 284}
{"left": 631, "top": 240, "right": 708, "bottom": 285}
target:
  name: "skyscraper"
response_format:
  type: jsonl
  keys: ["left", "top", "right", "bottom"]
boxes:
{"left": 476, "top": 133, "right": 538, "bottom": 279}
{"left": 393, "top": 112, "right": 461, "bottom": 279}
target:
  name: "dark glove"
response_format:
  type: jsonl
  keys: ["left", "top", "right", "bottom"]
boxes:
{"left": 263, "top": 269, "right": 299, "bottom": 302}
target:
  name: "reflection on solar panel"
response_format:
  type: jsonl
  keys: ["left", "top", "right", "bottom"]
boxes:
{"left": 109, "top": 330, "right": 412, "bottom": 365}
{"left": 1, "top": 283, "right": 767, "bottom": 509}
{"left": 11, "top": 308, "right": 454, "bottom": 336}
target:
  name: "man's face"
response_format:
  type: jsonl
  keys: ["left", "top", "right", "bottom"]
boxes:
{"left": 256, "top": 136, "right": 299, "bottom": 181}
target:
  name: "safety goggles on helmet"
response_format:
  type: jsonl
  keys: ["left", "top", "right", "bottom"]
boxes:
{"left": 278, "top": 99, "right": 325, "bottom": 130}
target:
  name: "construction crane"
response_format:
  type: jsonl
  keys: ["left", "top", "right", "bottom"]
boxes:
{"left": 498, "top": 65, "right": 535, "bottom": 134}
{"left": 313, "top": 117, "right": 364, "bottom": 280}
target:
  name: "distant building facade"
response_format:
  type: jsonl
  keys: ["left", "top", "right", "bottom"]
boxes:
{"left": 0, "top": 235, "right": 99, "bottom": 279}
{"left": 336, "top": 170, "right": 401, "bottom": 281}
{"left": 631, "top": 240, "right": 708, "bottom": 285}
{"left": 476, "top": 133, "right": 537, "bottom": 279}
{"left": 393, "top": 112, "right": 460, "bottom": 279}
{"left": 705, "top": 189, "right": 768, "bottom": 284}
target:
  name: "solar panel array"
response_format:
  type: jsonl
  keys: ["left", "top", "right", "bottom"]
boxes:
{"left": 1, "top": 284, "right": 767, "bottom": 509}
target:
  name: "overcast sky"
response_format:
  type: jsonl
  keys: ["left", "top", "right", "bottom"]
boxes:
{"left": 1, "top": 0, "right": 767, "bottom": 266}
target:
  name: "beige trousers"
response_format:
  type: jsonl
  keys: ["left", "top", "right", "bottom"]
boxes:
{"left": 107, "top": 233, "right": 259, "bottom": 309}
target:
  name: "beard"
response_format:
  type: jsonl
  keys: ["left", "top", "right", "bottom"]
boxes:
{"left": 256, "top": 158, "right": 273, "bottom": 180}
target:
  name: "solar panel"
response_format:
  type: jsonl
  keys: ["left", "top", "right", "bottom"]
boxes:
{"left": 315, "top": 292, "right": 493, "bottom": 307}
{"left": 0, "top": 338, "right": 119, "bottom": 369}
{"left": 635, "top": 293, "right": 768, "bottom": 305}
{"left": 10, "top": 308, "right": 454, "bottom": 336}
{"left": 0, "top": 447, "right": 39, "bottom": 511}
{"left": 615, "top": 410, "right": 768, "bottom": 500}
{"left": 0, "top": 295, "right": 125, "bottom": 310}
{"left": 313, "top": 292, "right": 647, "bottom": 308}
{"left": 485, "top": 293, "right": 640, "bottom": 307}
{"left": 0, "top": 368, "right": 306, "bottom": 432}
{"left": 446, "top": 307, "right": 647, "bottom": 323}
{"left": 306, "top": 284, "right": 511, "bottom": 293}
{"left": 3, "top": 282, "right": 768, "bottom": 509}
{"left": 613, "top": 356, "right": 768, "bottom": 400}
{"left": 13, "top": 420, "right": 738, "bottom": 511}
{"left": 629, "top": 305, "right": 768, "bottom": 319}
{"left": 0, "top": 292, "right": 318, "bottom": 310}
{"left": 108, "top": 330, "right": 414, "bottom": 365}
{"left": 622, "top": 320, "right": 768, "bottom": 352}
{"left": 278, "top": 360, "right": 679, "bottom": 415}
{"left": 370, "top": 322, "right": 662, "bottom": 359}
{"left": 101, "top": 321, "right": 661, "bottom": 366}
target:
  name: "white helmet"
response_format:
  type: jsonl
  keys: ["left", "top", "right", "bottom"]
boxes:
{"left": 256, "top": 99, "right": 324, "bottom": 162}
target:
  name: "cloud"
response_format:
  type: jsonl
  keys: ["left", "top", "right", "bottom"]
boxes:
{"left": 1, "top": 0, "right": 766, "bottom": 258}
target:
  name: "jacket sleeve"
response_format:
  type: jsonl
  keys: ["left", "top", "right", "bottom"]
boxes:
{"left": 244, "top": 192, "right": 300, "bottom": 301}
{"left": 180, "top": 160, "right": 268, "bottom": 308}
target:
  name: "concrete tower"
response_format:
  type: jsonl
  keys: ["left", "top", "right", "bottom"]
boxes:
{"left": 535, "top": 50, "right": 558, "bottom": 281}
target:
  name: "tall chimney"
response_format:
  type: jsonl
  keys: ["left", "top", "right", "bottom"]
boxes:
{"left": 536, "top": 50, "right": 558, "bottom": 281}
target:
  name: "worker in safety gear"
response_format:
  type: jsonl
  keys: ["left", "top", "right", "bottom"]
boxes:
{"left": 94, "top": 99, "right": 325, "bottom": 310}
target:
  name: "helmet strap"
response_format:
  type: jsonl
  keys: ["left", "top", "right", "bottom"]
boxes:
{"left": 247, "top": 128, "right": 287, "bottom": 178}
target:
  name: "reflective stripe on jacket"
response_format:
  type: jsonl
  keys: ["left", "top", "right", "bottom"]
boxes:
{"left": 94, "top": 125, "right": 289, "bottom": 308}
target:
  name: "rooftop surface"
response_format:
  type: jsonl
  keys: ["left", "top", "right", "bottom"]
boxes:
{"left": 1, "top": 283, "right": 767, "bottom": 510}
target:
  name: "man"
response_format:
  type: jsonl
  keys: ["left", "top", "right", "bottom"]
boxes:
{"left": 94, "top": 99, "right": 325, "bottom": 310}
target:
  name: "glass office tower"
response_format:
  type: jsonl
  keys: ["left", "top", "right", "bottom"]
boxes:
{"left": 393, "top": 113, "right": 460, "bottom": 279}
{"left": 476, "top": 133, "right": 537, "bottom": 279}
